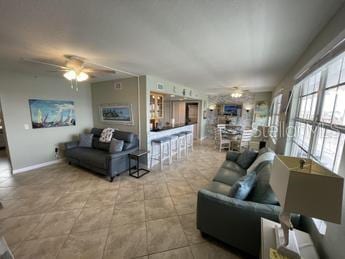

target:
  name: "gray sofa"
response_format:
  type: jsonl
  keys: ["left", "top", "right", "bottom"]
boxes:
{"left": 64, "top": 128, "right": 139, "bottom": 181}
{"left": 197, "top": 148, "right": 300, "bottom": 257}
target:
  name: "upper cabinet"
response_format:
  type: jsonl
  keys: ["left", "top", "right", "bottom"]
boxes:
{"left": 150, "top": 93, "right": 164, "bottom": 119}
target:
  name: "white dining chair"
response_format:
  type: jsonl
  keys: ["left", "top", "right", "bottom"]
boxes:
{"left": 215, "top": 128, "right": 231, "bottom": 152}
{"left": 230, "top": 129, "right": 253, "bottom": 152}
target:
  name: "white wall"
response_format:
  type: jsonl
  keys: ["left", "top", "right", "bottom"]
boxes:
{"left": 0, "top": 71, "right": 94, "bottom": 171}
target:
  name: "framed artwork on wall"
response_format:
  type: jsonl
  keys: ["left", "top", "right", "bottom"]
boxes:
{"left": 99, "top": 104, "right": 134, "bottom": 125}
{"left": 29, "top": 99, "right": 76, "bottom": 129}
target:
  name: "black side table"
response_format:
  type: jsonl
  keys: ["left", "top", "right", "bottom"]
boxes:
{"left": 128, "top": 150, "right": 150, "bottom": 178}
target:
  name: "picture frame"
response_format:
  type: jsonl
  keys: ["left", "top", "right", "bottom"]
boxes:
{"left": 29, "top": 99, "right": 76, "bottom": 129}
{"left": 99, "top": 104, "right": 134, "bottom": 125}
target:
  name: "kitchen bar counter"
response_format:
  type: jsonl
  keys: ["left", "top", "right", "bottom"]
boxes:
{"left": 147, "top": 124, "right": 194, "bottom": 168}
{"left": 150, "top": 122, "right": 196, "bottom": 132}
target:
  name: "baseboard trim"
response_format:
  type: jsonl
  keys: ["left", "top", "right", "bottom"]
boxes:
{"left": 13, "top": 159, "right": 64, "bottom": 174}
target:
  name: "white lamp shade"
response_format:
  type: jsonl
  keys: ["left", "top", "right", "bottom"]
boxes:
{"left": 270, "top": 155, "right": 344, "bottom": 224}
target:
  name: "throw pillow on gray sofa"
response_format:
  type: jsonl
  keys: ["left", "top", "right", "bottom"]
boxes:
{"left": 247, "top": 163, "right": 279, "bottom": 205}
{"left": 79, "top": 133, "right": 93, "bottom": 148}
{"left": 228, "top": 172, "right": 256, "bottom": 200}
{"left": 109, "top": 138, "right": 124, "bottom": 153}
{"left": 236, "top": 150, "right": 257, "bottom": 169}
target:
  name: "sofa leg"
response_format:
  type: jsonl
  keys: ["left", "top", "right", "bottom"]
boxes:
{"left": 109, "top": 176, "right": 114, "bottom": 182}
{"left": 68, "top": 161, "right": 71, "bottom": 165}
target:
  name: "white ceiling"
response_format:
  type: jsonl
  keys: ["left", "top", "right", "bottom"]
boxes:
{"left": 0, "top": 0, "right": 344, "bottom": 93}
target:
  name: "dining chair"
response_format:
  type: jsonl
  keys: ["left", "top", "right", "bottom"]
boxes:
{"left": 230, "top": 129, "right": 253, "bottom": 151}
{"left": 215, "top": 128, "right": 231, "bottom": 152}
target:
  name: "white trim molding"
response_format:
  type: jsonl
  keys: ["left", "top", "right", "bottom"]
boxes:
{"left": 12, "top": 159, "right": 64, "bottom": 174}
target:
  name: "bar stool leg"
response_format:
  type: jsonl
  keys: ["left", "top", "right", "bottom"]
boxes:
{"left": 169, "top": 140, "right": 173, "bottom": 165}
{"left": 150, "top": 144, "right": 154, "bottom": 169}
{"left": 160, "top": 142, "right": 164, "bottom": 171}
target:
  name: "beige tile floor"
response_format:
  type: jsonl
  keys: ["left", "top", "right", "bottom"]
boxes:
{"left": 0, "top": 140, "right": 247, "bottom": 259}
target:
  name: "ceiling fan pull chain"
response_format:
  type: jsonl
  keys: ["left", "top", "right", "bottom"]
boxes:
{"left": 75, "top": 80, "right": 79, "bottom": 92}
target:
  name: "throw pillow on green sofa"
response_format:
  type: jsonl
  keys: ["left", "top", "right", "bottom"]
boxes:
{"left": 228, "top": 172, "right": 256, "bottom": 200}
{"left": 236, "top": 150, "right": 258, "bottom": 169}
{"left": 247, "top": 163, "right": 279, "bottom": 205}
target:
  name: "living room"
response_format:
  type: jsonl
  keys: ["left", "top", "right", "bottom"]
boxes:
{"left": 0, "top": 1, "right": 345, "bottom": 259}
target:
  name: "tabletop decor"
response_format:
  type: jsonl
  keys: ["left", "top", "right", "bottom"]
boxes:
{"left": 270, "top": 155, "right": 344, "bottom": 258}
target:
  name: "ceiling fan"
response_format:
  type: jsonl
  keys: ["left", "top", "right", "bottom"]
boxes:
{"left": 207, "top": 86, "right": 250, "bottom": 98}
{"left": 23, "top": 55, "right": 116, "bottom": 90}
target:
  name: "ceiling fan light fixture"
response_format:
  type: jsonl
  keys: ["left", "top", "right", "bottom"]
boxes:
{"left": 76, "top": 71, "right": 89, "bottom": 82}
{"left": 63, "top": 70, "right": 77, "bottom": 80}
{"left": 231, "top": 92, "right": 242, "bottom": 98}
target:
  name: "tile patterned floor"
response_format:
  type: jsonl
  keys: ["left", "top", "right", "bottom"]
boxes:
{"left": 0, "top": 140, "right": 247, "bottom": 259}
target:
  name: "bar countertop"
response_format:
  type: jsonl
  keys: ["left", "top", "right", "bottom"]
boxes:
{"left": 150, "top": 123, "right": 196, "bottom": 132}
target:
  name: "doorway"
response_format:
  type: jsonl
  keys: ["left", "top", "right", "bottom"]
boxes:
{"left": 186, "top": 102, "right": 199, "bottom": 139}
{"left": 0, "top": 100, "right": 12, "bottom": 177}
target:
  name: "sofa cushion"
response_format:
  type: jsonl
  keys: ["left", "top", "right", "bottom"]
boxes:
{"left": 93, "top": 139, "right": 111, "bottom": 151}
{"left": 205, "top": 181, "right": 231, "bottom": 196}
{"left": 229, "top": 172, "right": 256, "bottom": 200}
{"left": 79, "top": 133, "right": 93, "bottom": 148}
{"left": 65, "top": 147, "right": 108, "bottom": 169}
{"left": 236, "top": 150, "right": 258, "bottom": 169}
{"left": 221, "top": 160, "right": 246, "bottom": 174}
{"left": 213, "top": 167, "right": 246, "bottom": 186}
{"left": 247, "top": 163, "right": 279, "bottom": 205}
{"left": 109, "top": 138, "right": 124, "bottom": 153}
{"left": 113, "top": 131, "right": 134, "bottom": 143}
{"left": 90, "top": 128, "right": 103, "bottom": 137}
{"left": 247, "top": 151, "right": 275, "bottom": 174}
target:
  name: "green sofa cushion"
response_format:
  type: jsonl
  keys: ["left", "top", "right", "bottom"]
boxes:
{"left": 236, "top": 150, "right": 258, "bottom": 169}
{"left": 229, "top": 172, "right": 256, "bottom": 200}
{"left": 247, "top": 163, "right": 279, "bottom": 205}
{"left": 205, "top": 181, "right": 232, "bottom": 196}
{"left": 213, "top": 167, "right": 246, "bottom": 186}
{"left": 221, "top": 160, "right": 246, "bottom": 174}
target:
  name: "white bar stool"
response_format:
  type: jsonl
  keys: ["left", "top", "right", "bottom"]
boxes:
{"left": 170, "top": 134, "right": 179, "bottom": 162}
{"left": 150, "top": 137, "right": 171, "bottom": 170}
{"left": 184, "top": 131, "right": 193, "bottom": 156}
{"left": 176, "top": 132, "right": 187, "bottom": 160}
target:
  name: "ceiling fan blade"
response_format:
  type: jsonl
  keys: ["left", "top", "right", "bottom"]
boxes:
{"left": 83, "top": 68, "right": 116, "bottom": 74}
{"left": 22, "top": 58, "right": 69, "bottom": 70}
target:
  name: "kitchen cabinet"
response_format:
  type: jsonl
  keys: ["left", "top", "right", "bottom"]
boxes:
{"left": 150, "top": 93, "right": 164, "bottom": 119}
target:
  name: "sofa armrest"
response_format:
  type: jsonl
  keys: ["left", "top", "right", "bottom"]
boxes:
{"left": 198, "top": 189, "right": 281, "bottom": 219}
{"left": 226, "top": 151, "right": 240, "bottom": 162}
{"left": 64, "top": 141, "right": 79, "bottom": 150}
{"left": 197, "top": 189, "right": 300, "bottom": 256}
{"left": 197, "top": 189, "right": 280, "bottom": 256}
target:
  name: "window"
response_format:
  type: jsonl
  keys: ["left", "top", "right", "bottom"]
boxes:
{"left": 288, "top": 52, "right": 345, "bottom": 173}
{"left": 269, "top": 94, "right": 282, "bottom": 144}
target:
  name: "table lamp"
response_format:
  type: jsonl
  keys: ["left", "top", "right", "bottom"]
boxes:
{"left": 270, "top": 155, "right": 344, "bottom": 258}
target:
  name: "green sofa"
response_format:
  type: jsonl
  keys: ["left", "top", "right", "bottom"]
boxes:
{"left": 197, "top": 148, "right": 300, "bottom": 257}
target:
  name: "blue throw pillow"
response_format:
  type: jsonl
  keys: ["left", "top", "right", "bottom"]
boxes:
{"left": 109, "top": 138, "right": 124, "bottom": 153}
{"left": 229, "top": 172, "right": 256, "bottom": 200}
{"left": 79, "top": 133, "right": 93, "bottom": 148}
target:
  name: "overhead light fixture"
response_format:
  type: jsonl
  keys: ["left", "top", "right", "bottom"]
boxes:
{"left": 63, "top": 70, "right": 77, "bottom": 81}
{"left": 76, "top": 71, "right": 89, "bottom": 82}
{"left": 63, "top": 70, "right": 89, "bottom": 82}
{"left": 231, "top": 92, "right": 242, "bottom": 98}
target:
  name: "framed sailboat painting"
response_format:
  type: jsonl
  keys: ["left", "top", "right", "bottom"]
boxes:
{"left": 29, "top": 99, "right": 76, "bottom": 128}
